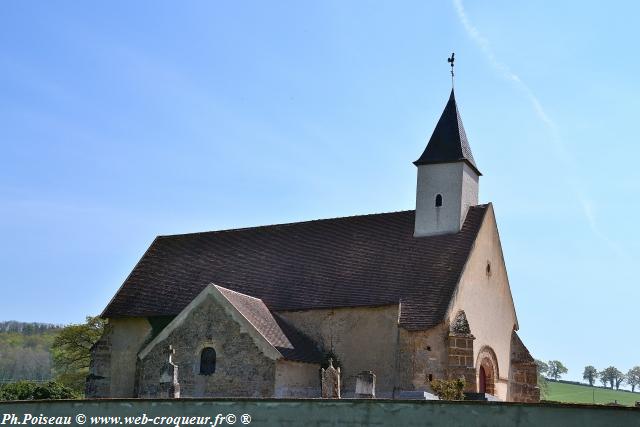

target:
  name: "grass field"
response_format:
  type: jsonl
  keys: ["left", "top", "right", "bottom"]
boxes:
{"left": 545, "top": 381, "right": 640, "bottom": 406}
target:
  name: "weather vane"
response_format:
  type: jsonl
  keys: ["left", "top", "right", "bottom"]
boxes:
{"left": 447, "top": 52, "right": 455, "bottom": 87}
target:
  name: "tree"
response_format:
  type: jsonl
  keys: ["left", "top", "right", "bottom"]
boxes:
{"left": 600, "top": 366, "right": 624, "bottom": 390}
{"left": 533, "top": 359, "right": 549, "bottom": 398}
{"left": 582, "top": 365, "right": 598, "bottom": 386}
{"left": 627, "top": 366, "right": 640, "bottom": 392}
{"left": 537, "top": 374, "right": 548, "bottom": 399}
{"left": 51, "top": 316, "right": 105, "bottom": 395}
{"left": 547, "top": 360, "right": 568, "bottom": 380}
{"left": 599, "top": 372, "right": 609, "bottom": 388}
{"left": 599, "top": 367, "right": 613, "bottom": 388}
{"left": 535, "top": 360, "right": 549, "bottom": 376}
{"left": 613, "top": 369, "right": 626, "bottom": 390}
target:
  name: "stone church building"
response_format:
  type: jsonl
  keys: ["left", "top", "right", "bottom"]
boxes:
{"left": 86, "top": 89, "right": 539, "bottom": 402}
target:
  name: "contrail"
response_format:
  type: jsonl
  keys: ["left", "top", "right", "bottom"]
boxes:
{"left": 451, "top": 0, "right": 560, "bottom": 146}
{"left": 452, "top": 0, "right": 625, "bottom": 258}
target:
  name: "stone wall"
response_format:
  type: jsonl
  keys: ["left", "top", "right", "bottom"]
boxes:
{"left": 509, "top": 332, "right": 540, "bottom": 403}
{"left": 85, "top": 324, "right": 112, "bottom": 398}
{"left": 510, "top": 362, "right": 539, "bottom": 403}
{"left": 445, "top": 332, "right": 476, "bottom": 392}
{"left": 274, "top": 360, "right": 320, "bottom": 398}
{"left": 86, "top": 318, "right": 152, "bottom": 398}
{"left": 137, "top": 294, "right": 277, "bottom": 398}
{"left": 396, "top": 323, "right": 449, "bottom": 393}
{"left": 277, "top": 305, "right": 399, "bottom": 397}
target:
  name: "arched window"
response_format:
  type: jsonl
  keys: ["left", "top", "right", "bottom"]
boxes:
{"left": 199, "top": 347, "right": 216, "bottom": 375}
{"left": 435, "top": 194, "right": 443, "bottom": 207}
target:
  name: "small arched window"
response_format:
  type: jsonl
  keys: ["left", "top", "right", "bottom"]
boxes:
{"left": 435, "top": 194, "right": 443, "bottom": 207}
{"left": 199, "top": 347, "right": 216, "bottom": 375}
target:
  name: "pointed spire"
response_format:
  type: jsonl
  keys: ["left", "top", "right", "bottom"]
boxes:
{"left": 414, "top": 89, "right": 481, "bottom": 176}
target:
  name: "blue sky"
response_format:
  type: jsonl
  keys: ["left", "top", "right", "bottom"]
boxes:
{"left": 1, "top": 1, "right": 638, "bottom": 385}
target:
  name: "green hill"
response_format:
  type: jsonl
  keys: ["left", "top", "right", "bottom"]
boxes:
{"left": 0, "top": 322, "right": 62, "bottom": 383}
{"left": 545, "top": 380, "right": 640, "bottom": 407}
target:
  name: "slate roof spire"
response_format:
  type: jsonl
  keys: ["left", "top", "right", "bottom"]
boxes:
{"left": 414, "top": 89, "right": 481, "bottom": 176}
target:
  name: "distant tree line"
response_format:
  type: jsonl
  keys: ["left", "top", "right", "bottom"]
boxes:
{"left": 535, "top": 359, "right": 640, "bottom": 392}
{"left": 0, "top": 321, "right": 62, "bottom": 334}
{"left": 584, "top": 365, "right": 640, "bottom": 392}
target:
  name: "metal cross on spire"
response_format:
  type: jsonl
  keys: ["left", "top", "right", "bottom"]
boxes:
{"left": 447, "top": 52, "right": 455, "bottom": 88}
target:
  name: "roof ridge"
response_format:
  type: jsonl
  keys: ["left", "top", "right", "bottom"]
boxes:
{"left": 158, "top": 209, "right": 415, "bottom": 238}
{"left": 215, "top": 285, "right": 264, "bottom": 302}
{"left": 218, "top": 289, "right": 294, "bottom": 350}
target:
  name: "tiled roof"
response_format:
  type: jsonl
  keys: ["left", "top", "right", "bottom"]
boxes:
{"left": 414, "top": 89, "right": 481, "bottom": 175}
{"left": 216, "top": 286, "right": 322, "bottom": 363}
{"left": 103, "top": 205, "right": 489, "bottom": 330}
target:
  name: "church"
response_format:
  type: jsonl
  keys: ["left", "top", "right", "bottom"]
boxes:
{"left": 86, "top": 87, "right": 539, "bottom": 402}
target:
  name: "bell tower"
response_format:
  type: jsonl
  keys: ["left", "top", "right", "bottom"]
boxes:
{"left": 413, "top": 89, "right": 481, "bottom": 237}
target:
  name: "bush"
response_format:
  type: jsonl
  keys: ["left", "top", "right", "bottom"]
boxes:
{"left": 430, "top": 378, "right": 465, "bottom": 400}
{"left": 0, "top": 381, "right": 77, "bottom": 401}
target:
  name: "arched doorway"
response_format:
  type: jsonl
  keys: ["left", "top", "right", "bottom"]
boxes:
{"left": 479, "top": 366, "right": 487, "bottom": 393}
{"left": 476, "top": 346, "right": 498, "bottom": 396}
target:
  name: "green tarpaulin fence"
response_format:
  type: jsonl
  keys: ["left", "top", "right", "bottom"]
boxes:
{"left": 1, "top": 399, "right": 638, "bottom": 427}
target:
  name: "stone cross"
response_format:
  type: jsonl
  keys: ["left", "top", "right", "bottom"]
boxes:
{"left": 164, "top": 345, "right": 175, "bottom": 361}
{"left": 159, "top": 345, "right": 180, "bottom": 398}
{"left": 321, "top": 358, "right": 341, "bottom": 399}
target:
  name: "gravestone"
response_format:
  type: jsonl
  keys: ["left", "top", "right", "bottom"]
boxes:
{"left": 321, "top": 358, "right": 341, "bottom": 398}
{"left": 355, "top": 371, "right": 376, "bottom": 398}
